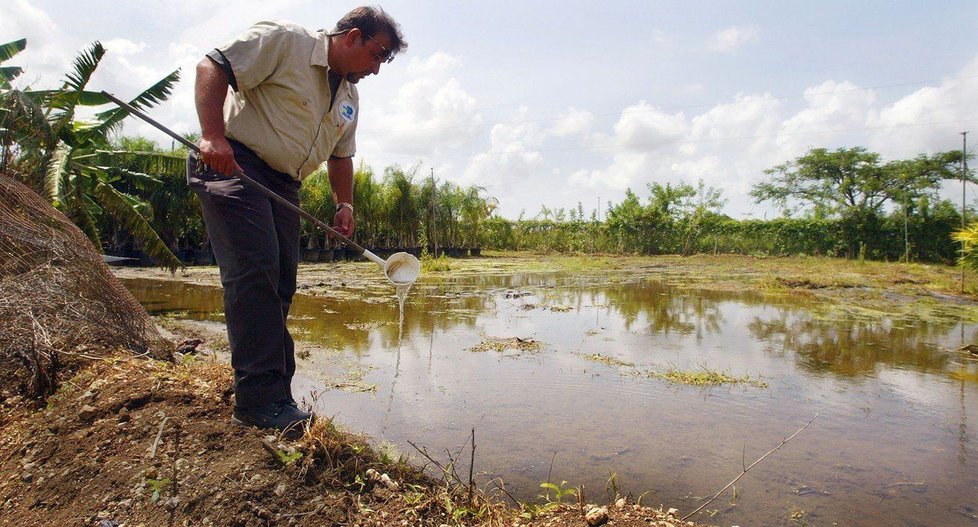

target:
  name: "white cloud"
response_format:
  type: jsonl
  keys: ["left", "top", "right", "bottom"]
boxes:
{"left": 461, "top": 108, "right": 546, "bottom": 206}
{"left": 3, "top": 0, "right": 69, "bottom": 82}
{"left": 102, "top": 38, "right": 146, "bottom": 55}
{"left": 776, "top": 80, "right": 876, "bottom": 153}
{"left": 549, "top": 108, "right": 594, "bottom": 138}
{"left": 706, "top": 25, "right": 760, "bottom": 53}
{"left": 612, "top": 102, "right": 688, "bottom": 152}
{"left": 365, "top": 52, "right": 482, "bottom": 157}
{"left": 868, "top": 56, "right": 978, "bottom": 158}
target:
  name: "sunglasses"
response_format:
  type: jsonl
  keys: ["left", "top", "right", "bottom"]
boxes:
{"left": 364, "top": 33, "right": 394, "bottom": 64}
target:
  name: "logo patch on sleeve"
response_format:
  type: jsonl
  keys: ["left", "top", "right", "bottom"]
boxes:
{"left": 339, "top": 101, "right": 356, "bottom": 124}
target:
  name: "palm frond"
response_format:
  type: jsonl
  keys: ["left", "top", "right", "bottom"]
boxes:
{"left": 1, "top": 66, "right": 24, "bottom": 88}
{"left": 25, "top": 89, "right": 109, "bottom": 106}
{"left": 0, "top": 90, "right": 55, "bottom": 186}
{"left": 91, "top": 149, "right": 187, "bottom": 175}
{"left": 47, "top": 42, "right": 105, "bottom": 137}
{"left": 68, "top": 176, "right": 102, "bottom": 249}
{"left": 92, "top": 178, "right": 182, "bottom": 272}
{"left": 97, "top": 165, "right": 163, "bottom": 190}
{"left": 63, "top": 42, "right": 105, "bottom": 95}
{"left": 44, "top": 143, "right": 72, "bottom": 204}
{"left": 84, "top": 68, "right": 180, "bottom": 141}
{"left": 0, "top": 39, "right": 27, "bottom": 62}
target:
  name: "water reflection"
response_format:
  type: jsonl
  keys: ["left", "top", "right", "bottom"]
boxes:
{"left": 121, "top": 271, "right": 978, "bottom": 527}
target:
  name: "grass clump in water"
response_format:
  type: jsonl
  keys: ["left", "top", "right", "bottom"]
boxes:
{"left": 469, "top": 336, "right": 542, "bottom": 353}
{"left": 422, "top": 254, "right": 452, "bottom": 272}
{"left": 581, "top": 353, "right": 634, "bottom": 368}
{"left": 648, "top": 365, "right": 768, "bottom": 388}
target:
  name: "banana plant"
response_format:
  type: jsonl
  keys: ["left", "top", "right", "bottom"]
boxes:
{"left": 3, "top": 40, "right": 183, "bottom": 271}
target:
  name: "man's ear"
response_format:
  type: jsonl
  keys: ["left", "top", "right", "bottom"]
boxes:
{"left": 342, "top": 28, "right": 362, "bottom": 48}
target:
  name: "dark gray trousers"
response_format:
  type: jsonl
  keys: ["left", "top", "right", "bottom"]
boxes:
{"left": 187, "top": 140, "right": 300, "bottom": 408}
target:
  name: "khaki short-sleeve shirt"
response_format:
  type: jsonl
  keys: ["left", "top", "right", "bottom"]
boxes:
{"left": 216, "top": 21, "right": 358, "bottom": 180}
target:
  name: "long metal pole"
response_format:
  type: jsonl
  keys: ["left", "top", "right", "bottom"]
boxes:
{"left": 101, "top": 91, "right": 378, "bottom": 262}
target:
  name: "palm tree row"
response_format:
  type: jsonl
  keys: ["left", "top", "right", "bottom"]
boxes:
{"left": 300, "top": 163, "right": 498, "bottom": 254}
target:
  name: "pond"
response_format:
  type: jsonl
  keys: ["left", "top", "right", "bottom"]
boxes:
{"left": 121, "top": 268, "right": 978, "bottom": 527}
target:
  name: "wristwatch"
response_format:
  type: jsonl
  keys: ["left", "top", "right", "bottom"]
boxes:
{"left": 336, "top": 202, "right": 353, "bottom": 213}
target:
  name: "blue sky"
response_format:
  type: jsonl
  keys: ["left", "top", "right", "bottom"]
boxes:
{"left": 6, "top": 0, "right": 978, "bottom": 219}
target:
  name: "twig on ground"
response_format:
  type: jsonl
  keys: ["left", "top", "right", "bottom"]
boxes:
{"left": 547, "top": 450, "right": 557, "bottom": 486}
{"left": 682, "top": 412, "right": 818, "bottom": 522}
{"left": 408, "top": 441, "right": 454, "bottom": 484}
{"left": 468, "top": 427, "right": 476, "bottom": 507}
{"left": 150, "top": 415, "right": 170, "bottom": 458}
{"left": 488, "top": 478, "right": 521, "bottom": 507}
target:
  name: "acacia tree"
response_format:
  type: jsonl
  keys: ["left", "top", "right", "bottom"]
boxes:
{"left": 752, "top": 147, "right": 964, "bottom": 257}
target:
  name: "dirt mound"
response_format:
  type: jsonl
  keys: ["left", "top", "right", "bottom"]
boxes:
{"left": 0, "top": 354, "right": 709, "bottom": 526}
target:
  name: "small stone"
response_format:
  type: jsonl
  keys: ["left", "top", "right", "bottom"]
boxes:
{"left": 667, "top": 507, "right": 678, "bottom": 517}
{"left": 274, "top": 483, "right": 288, "bottom": 497}
{"left": 20, "top": 473, "right": 32, "bottom": 483}
{"left": 615, "top": 497, "right": 627, "bottom": 509}
{"left": 117, "top": 408, "right": 130, "bottom": 423}
{"left": 379, "top": 473, "right": 399, "bottom": 491}
{"left": 585, "top": 506, "right": 609, "bottom": 526}
{"left": 79, "top": 405, "right": 99, "bottom": 421}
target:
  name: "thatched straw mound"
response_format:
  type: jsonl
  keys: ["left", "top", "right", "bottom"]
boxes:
{"left": 0, "top": 173, "right": 169, "bottom": 399}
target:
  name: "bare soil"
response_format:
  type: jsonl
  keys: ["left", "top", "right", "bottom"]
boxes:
{"left": 0, "top": 351, "right": 706, "bottom": 527}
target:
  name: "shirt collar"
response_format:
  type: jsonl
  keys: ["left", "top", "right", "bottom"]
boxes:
{"left": 310, "top": 31, "right": 329, "bottom": 68}
{"left": 314, "top": 32, "right": 354, "bottom": 98}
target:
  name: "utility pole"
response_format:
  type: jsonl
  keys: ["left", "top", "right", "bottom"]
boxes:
{"left": 903, "top": 177, "right": 909, "bottom": 263}
{"left": 430, "top": 168, "right": 437, "bottom": 257}
{"left": 962, "top": 131, "right": 969, "bottom": 292}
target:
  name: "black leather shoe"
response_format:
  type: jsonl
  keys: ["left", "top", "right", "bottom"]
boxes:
{"left": 232, "top": 401, "right": 312, "bottom": 438}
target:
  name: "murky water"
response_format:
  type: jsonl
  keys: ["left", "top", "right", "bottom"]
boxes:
{"left": 122, "top": 271, "right": 978, "bottom": 526}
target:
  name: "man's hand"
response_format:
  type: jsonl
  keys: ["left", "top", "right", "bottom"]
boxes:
{"left": 198, "top": 135, "right": 240, "bottom": 176}
{"left": 195, "top": 57, "right": 237, "bottom": 176}
{"left": 333, "top": 207, "right": 355, "bottom": 238}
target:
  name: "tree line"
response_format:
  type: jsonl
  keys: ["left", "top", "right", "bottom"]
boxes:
{"left": 2, "top": 38, "right": 975, "bottom": 269}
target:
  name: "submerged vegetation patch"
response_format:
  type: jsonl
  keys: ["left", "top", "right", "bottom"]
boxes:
{"left": 468, "top": 336, "right": 543, "bottom": 353}
{"left": 580, "top": 353, "right": 767, "bottom": 388}
{"left": 648, "top": 366, "right": 769, "bottom": 388}
{"left": 581, "top": 353, "right": 635, "bottom": 368}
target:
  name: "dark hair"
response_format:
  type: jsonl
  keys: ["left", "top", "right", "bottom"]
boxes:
{"left": 335, "top": 5, "right": 407, "bottom": 55}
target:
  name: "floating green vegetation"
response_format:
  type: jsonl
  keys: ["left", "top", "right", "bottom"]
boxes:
{"left": 468, "top": 336, "right": 542, "bottom": 353}
{"left": 648, "top": 366, "right": 768, "bottom": 388}
{"left": 326, "top": 360, "right": 378, "bottom": 392}
{"left": 422, "top": 254, "right": 452, "bottom": 272}
{"left": 581, "top": 353, "right": 634, "bottom": 368}
{"left": 344, "top": 321, "right": 390, "bottom": 331}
